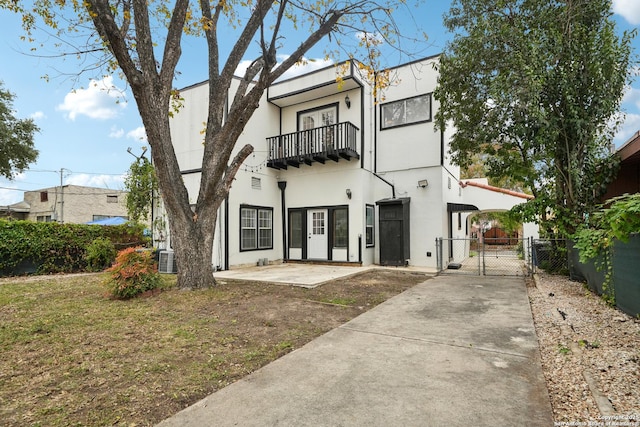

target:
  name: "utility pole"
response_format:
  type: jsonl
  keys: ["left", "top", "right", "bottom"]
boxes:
{"left": 59, "top": 168, "right": 67, "bottom": 224}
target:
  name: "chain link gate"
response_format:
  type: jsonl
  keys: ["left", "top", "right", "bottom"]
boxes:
{"left": 436, "top": 237, "right": 532, "bottom": 277}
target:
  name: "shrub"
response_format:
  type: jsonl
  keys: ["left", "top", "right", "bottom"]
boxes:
{"left": 85, "top": 237, "right": 117, "bottom": 271}
{"left": 105, "top": 247, "right": 162, "bottom": 299}
{"left": 0, "top": 219, "right": 149, "bottom": 276}
{"left": 573, "top": 194, "right": 640, "bottom": 304}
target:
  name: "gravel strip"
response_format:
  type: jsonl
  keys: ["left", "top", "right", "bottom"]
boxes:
{"left": 528, "top": 273, "right": 640, "bottom": 425}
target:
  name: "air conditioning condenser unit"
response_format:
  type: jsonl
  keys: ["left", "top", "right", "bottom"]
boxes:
{"left": 158, "top": 250, "right": 178, "bottom": 274}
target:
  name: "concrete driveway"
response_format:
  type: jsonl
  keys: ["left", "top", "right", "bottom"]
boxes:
{"left": 158, "top": 272, "right": 552, "bottom": 427}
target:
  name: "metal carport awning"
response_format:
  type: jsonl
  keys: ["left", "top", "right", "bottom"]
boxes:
{"left": 446, "top": 203, "right": 479, "bottom": 260}
{"left": 447, "top": 203, "right": 479, "bottom": 213}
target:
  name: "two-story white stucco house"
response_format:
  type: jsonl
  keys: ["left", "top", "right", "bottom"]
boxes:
{"left": 154, "top": 55, "right": 530, "bottom": 271}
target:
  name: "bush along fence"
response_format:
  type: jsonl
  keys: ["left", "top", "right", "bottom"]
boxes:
{"left": 568, "top": 234, "right": 640, "bottom": 318}
{"left": 571, "top": 194, "right": 640, "bottom": 317}
{"left": 0, "top": 220, "right": 149, "bottom": 277}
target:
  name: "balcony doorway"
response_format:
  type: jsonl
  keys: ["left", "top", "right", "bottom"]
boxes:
{"left": 298, "top": 104, "right": 337, "bottom": 154}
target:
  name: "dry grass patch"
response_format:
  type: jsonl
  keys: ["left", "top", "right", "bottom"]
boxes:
{"left": 0, "top": 269, "right": 429, "bottom": 426}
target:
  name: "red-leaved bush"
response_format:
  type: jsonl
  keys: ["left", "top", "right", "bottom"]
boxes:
{"left": 105, "top": 247, "right": 162, "bottom": 299}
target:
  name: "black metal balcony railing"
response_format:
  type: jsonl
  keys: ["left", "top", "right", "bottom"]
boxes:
{"left": 267, "top": 122, "right": 359, "bottom": 169}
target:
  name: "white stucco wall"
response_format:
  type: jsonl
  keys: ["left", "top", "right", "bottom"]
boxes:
{"left": 161, "top": 55, "right": 470, "bottom": 271}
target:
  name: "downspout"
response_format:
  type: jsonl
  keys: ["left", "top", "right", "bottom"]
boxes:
{"left": 150, "top": 189, "right": 154, "bottom": 245}
{"left": 223, "top": 88, "right": 230, "bottom": 271}
{"left": 373, "top": 172, "right": 396, "bottom": 199}
{"left": 278, "top": 181, "right": 287, "bottom": 261}
{"left": 440, "top": 128, "right": 445, "bottom": 166}
{"left": 224, "top": 195, "right": 229, "bottom": 271}
{"left": 373, "top": 71, "right": 378, "bottom": 174}
{"left": 448, "top": 208, "right": 453, "bottom": 261}
{"left": 357, "top": 61, "right": 365, "bottom": 170}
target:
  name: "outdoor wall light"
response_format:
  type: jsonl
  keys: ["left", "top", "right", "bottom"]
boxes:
{"left": 418, "top": 179, "right": 429, "bottom": 188}
{"left": 346, "top": 188, "right": 352, "bottom": 199}
{"left": 345, "top": 94, "right": 351, "bottom": 109}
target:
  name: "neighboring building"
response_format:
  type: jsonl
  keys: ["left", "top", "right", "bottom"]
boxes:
{"left": 155, "top": 55, "right": 533, "bottom": 271}
{"left": 0, "top": 185, "right": 128, "bottom": 224}
{"left": 602, "top": 131, "right": 640, "bottom": 200}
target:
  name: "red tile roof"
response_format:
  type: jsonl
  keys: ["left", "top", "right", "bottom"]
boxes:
{"left": 459, "top": 180, "right": 534, "bottom": 200}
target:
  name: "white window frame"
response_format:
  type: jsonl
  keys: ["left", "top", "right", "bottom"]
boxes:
{"left": 240, "top": 205, "right": 273, "bottom": 251}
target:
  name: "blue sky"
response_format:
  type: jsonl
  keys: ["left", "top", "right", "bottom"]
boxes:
{"left": 0, "top": 1, "right": 639, "bottom": 205}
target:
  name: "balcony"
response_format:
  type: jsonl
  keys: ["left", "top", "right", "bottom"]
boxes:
{"left": 267, "top": 122, "right": 359, "bottom": 169}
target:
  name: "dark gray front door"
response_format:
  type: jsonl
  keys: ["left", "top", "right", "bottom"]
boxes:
{"left": 380, "top": 219, "right": 403, "bottom": 266}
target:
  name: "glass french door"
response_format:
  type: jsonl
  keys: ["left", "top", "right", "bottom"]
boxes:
{"left": 298, "top": 106, "right": 336, "bottom": 154}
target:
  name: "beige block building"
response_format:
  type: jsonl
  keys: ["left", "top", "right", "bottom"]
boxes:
{"left": 1, "top": 185, "right": 128, "bottom": 224}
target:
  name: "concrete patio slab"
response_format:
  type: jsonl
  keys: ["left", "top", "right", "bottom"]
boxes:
{"left": 213, "top": 263, "right": 436, "bottom": 288}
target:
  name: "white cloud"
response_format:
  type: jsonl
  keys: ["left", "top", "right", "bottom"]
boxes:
{"left": 234, "top": 55, "right": 334, "bottom": 82}
{"left": 622, "top": 85, "right": 640, "bottom": 109}
{"left": 0, "top": 185, "right": 23, "bottom": 205}
{"left": 30, "top": 111, "right": 46, "bottom": 121}
{"left": 278, "top": 57, "right": 334, "bottom": 80}
{"left": 126, "top": 126, "right": 147, "bottom": 142}
{"left": 57, "top": 76, "right": 127, "bottom": 121}
{"left": 612, "top": 0, "right": 640, "bottom": 25}
{"left": 109, "top": 126, "right": 125, "bottom": 138}
{"left": 613, "top": 112, "right": 640, "bottom": 147}
{"left": 65, "top": 173, "right": 126, "bottom": 190}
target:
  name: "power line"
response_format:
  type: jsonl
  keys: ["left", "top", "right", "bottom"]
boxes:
{"left": 0, "top": 186, "right": 126, "bottom": 196}
{"left": 27, "top": 168, "right": 127, "bottom": 176}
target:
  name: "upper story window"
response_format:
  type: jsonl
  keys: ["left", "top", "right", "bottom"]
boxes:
{"left": 107, "top": 195, "right": 118, "bottom": 203}
{"left": 380, "top": 94, "right": 432, "bottom": 130}
{"left": 40, "top": 191, "right": 48, "bottom": 202}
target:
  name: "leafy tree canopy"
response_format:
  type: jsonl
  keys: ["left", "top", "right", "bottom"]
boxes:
{"left": 0, "top": 82, "right": 39, "bottom": 180}
{"left": 1, "top": 0, "right": 427, "bottom": 289}
{"left": 435, "top": 0, "right": 635, "bottom": 236}
{"left": 124, "top": 148, "right": 157, "bottom": 224}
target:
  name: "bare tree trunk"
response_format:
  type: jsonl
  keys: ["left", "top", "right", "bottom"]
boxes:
{"left": 169, "top": 209, "right": 218, "bottom": 289}
{"left": 136, "top": 89, "right": 220, "bottom": 289}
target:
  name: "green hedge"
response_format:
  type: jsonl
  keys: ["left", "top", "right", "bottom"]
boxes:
{"left": 0, "top": 220, "right": 149, "bottom": 276}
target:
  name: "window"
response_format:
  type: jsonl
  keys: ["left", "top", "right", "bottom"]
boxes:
{"left": 366, "top": 205, "right": 375, "bottom": 247}
{"left": 107, "top": 195, "right": 118, "bottom": 203}
{"left": 380, "top": 94, "right": 431, "bottom": 130}
{"left": 312, "top": 211, "right": 325, "bottom": 235}
{"left": 240, "top": 206, "right": 273, "bottom": 251}
{"left": 40, "top": 192, "right": 48, "bottom": 202}
{"left": 333, "top": 208, "right": 348, "bottom": 248}
{"left": 289, "top": 210, "right": 303, "bottom": 248}
{"left": 298, "top": 104, "right": 338, "bottom": 151}
{"left": 37, "top": 215, "right": 52, "bottom": 222}
{"left": 258, "top": 210, "right": 272, "bottom": 248}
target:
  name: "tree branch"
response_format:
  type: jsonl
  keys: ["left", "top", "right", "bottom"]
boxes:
{"left": 159, "top": 0, "right": 190, "bottom": 92}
